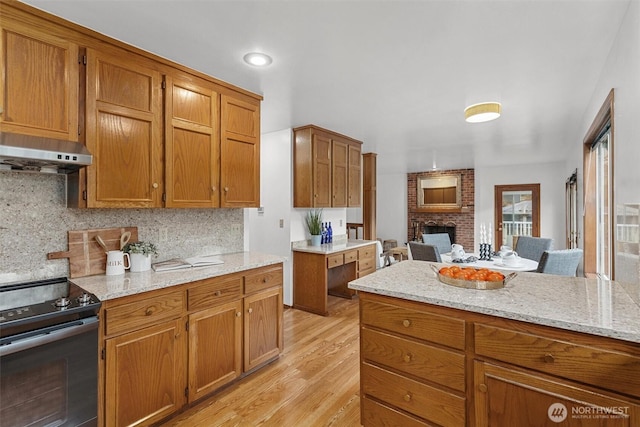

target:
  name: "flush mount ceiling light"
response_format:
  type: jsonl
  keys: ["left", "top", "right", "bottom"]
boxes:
{"left": 243, "top": 52, "right": 273, "bottom": 67}
{"left": 464, "top": 102, "right": 502, "bottom": 123}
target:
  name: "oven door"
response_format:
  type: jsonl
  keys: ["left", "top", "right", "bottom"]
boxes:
{"left": 0, "top": 316, "right": 99, "bottom": 427}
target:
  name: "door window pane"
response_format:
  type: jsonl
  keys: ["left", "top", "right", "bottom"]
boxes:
{"left": 501, "top": 191, "right": 533, "bottom": 246}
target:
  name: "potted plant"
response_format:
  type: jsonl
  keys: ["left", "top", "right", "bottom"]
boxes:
{"left": 305, "top": 209, "right": 323, "bottom": 246}
{"left": 123, "top": 241, "right": 159, "bottom": 272}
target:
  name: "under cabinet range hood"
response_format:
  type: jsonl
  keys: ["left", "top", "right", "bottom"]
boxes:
{"left": 0, "top": 132, "right": 92, "bottom": 174}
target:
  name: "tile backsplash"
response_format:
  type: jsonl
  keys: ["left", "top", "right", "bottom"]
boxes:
{"left": 0, "top": 172, "right": 243, "bottom": 284}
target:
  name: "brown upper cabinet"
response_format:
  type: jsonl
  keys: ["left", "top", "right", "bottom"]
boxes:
{"left": 0, "top": 1, "right": 261, "bottom": 209}
{"left": 220, "top": 95, "right": 261, "bottom": 208}
{"left": 293, "top": 125, "right": 362, "bottom": 208}
{"left": 85, "top": 48, "right": 164, "bottom": 208}
{"left": 165, "top": 74, "right": 220, "bottom": 208}
{"left": 0, "top": 17, "right": 79, "bottom": 141}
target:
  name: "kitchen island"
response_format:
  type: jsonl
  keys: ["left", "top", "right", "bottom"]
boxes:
{"left": 349, "top": 261, "right": 640, "bottom": 426}
{"left": 72, "top": 251, "right": 285, "bottom": 427}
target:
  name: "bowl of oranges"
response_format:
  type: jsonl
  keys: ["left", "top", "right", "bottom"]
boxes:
{"left": 431, "top": 265, "right": 516, "bottom": 290}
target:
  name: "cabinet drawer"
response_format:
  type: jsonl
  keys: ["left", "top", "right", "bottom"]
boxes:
{"left": 362, "top": 362, "right": 465, "bottom": 427}
{"left": 361, "top": 298, "right": 466, "bottom": 350}
{"left": 362, "top": 328, "right": 465, "bottom": 392}
{"left": 327, "top": 253, "right": 344, "bottom": 269}
{"left": 344, "top": 250, "right": 358, "bottom": 264}
{"left": 358, "top": 245, "right": 376, "bottom": 261}
{"left": 361, "top": 396, "right": 430, "bottom": 427}
{"left": 244, "top": 265, "right": 283, "bottom": 294}
{"left": 358, "top": 257, "right": 376, "bottom": 273}
{"left": 188, "top": 276, "right": 242, "bottom": 311}
{"left": 105, "top": 291, "right": 184, "bottom": 336}
{"left": 475, "top": 323, "right": 640, "bottom": 397}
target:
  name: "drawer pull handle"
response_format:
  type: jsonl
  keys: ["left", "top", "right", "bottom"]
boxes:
{"left": 402, "top": 319, "right": 411, "bottom": 328}
{"left": 403, "top": 353, "right": 412, "bottom": 363}
{"left": 214, "top": 291, "right": 222, "bottom": 297}
{"left": 145, "top": 308, "right": 154, "bottom": 316}
{"left": 478, "top": 384, "right": 488, "bottom": 393}
{"left": 544, "top": 353, "right": 555, "bottom": 363}
{"left": 403, "top": 393, "right": 412, "bottom": 402}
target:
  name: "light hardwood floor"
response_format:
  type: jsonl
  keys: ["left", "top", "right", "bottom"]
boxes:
{"left": 162, "top": 296, "right": 362, "bottom": 427}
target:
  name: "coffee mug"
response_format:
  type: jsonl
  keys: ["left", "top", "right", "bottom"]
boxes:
{"left": 498, "top": 245, "right": 512, "bottom": 257}
{"left": 106, "top": 250, "right": 130, "bottom": 275}
{"left": 451, "top": 244, "right": 465, "bottom": 260}
{"left": 502, "top": 251, "right": 520, "bottom": 266}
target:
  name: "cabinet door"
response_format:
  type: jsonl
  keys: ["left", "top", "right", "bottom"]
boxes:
{"left": 0, "top": 19, "right": 79, "bottom": 140}
{"left": 165, "top": 75, "right": 219, "bottom": 208}
{"left": 244, "top": 286, "right": 283, "bottom": 372}
{"left": 220, "top": 94, "right": 260, "bottom": 207}
{"left": 474, "top": 361, "right": 640, "bottom": 427}
{"left": 348, "top": 143, "right": 361, "bottom": 207}
{"left": 188, "top": 300, "right": 242, "bottom": 402}
{"left": 85, "top": 48, "right": 163, "bottom": 208}
{"left": 312, "top": 134, "right": 332, "bottom": 207}
{"left": 332, "top": 140, "right": 348, "bottom": 207}
{"left": 105, "top": 319, "right": 186, "bottom": 427}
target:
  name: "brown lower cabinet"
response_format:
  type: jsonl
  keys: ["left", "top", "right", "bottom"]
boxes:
{"left": 101, "top": 264, "right": 283, "bottom": 427}
{"left": 359, "top": 292, "right": 640, "bottom": 427}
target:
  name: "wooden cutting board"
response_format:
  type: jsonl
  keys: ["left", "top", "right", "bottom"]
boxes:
{"left": 47, "top": 227, "right": 139, "bottom": 278}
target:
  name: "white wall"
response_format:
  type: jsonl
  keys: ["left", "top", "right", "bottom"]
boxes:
{"left": 568, "top": 0, "right": 640, "bottom": 291}
{"left": 377, "top": 172, "right": 408, "bottom": 245}
{"left": 247, "top": 129, "right": 293, "bottom": 305}
{"left": 475, "top": 162, "right": 568, "bottom": 250}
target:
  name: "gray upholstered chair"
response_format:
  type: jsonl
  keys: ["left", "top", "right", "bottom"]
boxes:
{"left": 422, "top": 233, "right": 452, "bottom": 255}
{"left": 514, "top": 236, "right": 553, "bottom": 262}
{"left": 409, "top": 242, "right": 442, "bottom": 262}
{"left": 536, "top": 249, "right": 583, "bottom": 276}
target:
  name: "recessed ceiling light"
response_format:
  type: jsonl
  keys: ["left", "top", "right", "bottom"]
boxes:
{"left": 464, "top": 102, "right": 501, "bottom": 123}
{"left": 243, "top": 52, "right": 273, "bottom": 67}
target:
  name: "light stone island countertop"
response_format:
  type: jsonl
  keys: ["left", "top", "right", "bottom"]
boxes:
{"left": 71, "top": 251, "right": 286, "bottom": 301}
{"left": 348, "top": 260, "right": 640, "bottom": 344}
{"left": 292, "top": 239, "right": 377, "bottom": 255}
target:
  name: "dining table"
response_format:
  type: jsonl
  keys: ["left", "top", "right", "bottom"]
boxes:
{"left": 440, "top": 253, "right": 538, "bottom": 272}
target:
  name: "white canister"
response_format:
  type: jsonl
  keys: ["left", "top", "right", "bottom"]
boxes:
{"left": 129, "top": 253, "right": 152, "bottom": 272}
{"left": 106, "top": 250, "right": 130, "bottom": 275}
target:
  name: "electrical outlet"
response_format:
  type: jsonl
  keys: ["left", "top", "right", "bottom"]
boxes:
{"left": 340, "top": 219, "right": 343, "bottom": 227}
{"left": 279, "top": 219, "right": 284, "bottom": 228}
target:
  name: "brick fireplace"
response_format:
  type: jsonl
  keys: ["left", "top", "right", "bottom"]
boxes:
{"left": 407, "top": 168, "right": 475, "bottom": 250}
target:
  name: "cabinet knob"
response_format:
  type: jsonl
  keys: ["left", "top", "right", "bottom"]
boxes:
{"left": 145, "top": 308, "right": 154, "bottom": 316}
{"left": 214, "top": 291, "right": 222, "bottom": 297}
{"left": 478, "top": 384, "right": 488, "bottom": 393}
{"left": 402, "top": 319, "right": 411, "bottom": 328}
{"left": 403, "top": 393, "right": 412, "bottom": 402}
{"left": 248, "top": 308, "right": 253, "bottom": 314}
{"left": 236, "top": 312, "right": 242, "bottom": 317}
{"left": 403, "top": 353, "right": 412, "bottom": 363}
{"left": 224, "top": 187, "right": 229, "bottom": 192}
{"left": 212, "top": 186, "right": 217, "bottom": 192}
{"left": 262, "top": 278, "right": 268, "bottom": 283}
{"left": 152, "top": 183, "right": 159, "bottom": 189}
{"left": 543, "top": 353, "right": 555, "bottom": 363}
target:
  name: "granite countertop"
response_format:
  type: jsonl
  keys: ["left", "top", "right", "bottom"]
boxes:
{"left": 348, "top": 260, "right": 640, "bottom": 344}
{"left": 72, "top": 251, "right": 286, "bottom": 301}
{"left": 292, "top": 239, "right": 377, "bottom": 255}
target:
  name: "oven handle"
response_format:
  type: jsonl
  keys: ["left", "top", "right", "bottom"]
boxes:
{"left": 0, "top": 316, "right": 99, "bottom": 357}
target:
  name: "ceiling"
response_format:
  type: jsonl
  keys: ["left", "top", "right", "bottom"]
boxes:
{"left": 24, "top": 0, "right": 631, "bottom": 174}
